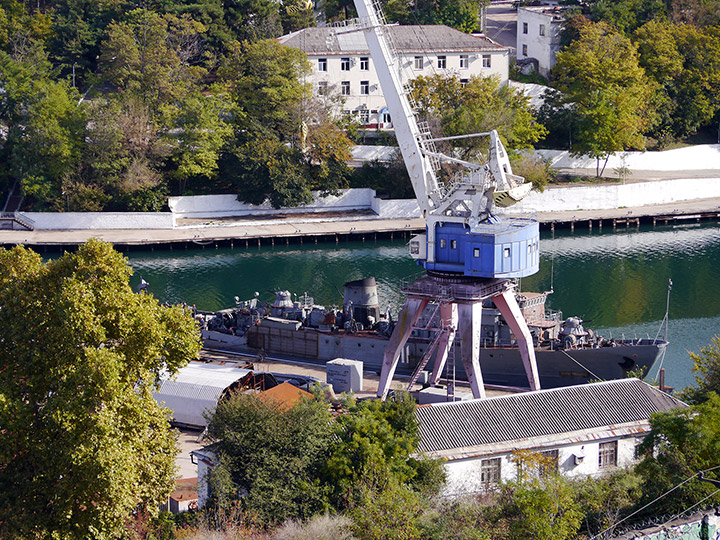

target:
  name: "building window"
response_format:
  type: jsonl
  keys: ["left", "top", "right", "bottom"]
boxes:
{"left": 381, "top": 111, "right": 391, "bottom": 124}
{"left": 360, "top": 56, "right": 369, "bottom": 70}
{"left": 539, "top": 450, "right": 559, "bottom": 477}
{"left": 341, "top": 57, "right": 350, "bottom": 71}
{"left": 450, "top": 239, "right": 457, "bottom": 249}
{"left": 414, "top": 56, "right": 423, "bottom": 69}
{"left": 440, "top": 238, "right": 446, "bottom": 248}
{"left": 599, "top": 441, "right": 618, "bottom": 469}
{"left": 539, "top": 24, "right": 546, "bottom": 36}
{"left": 482, "top": 54, "right": 491, "bottom": 68}
{"left": 360, "top": 80, "right": 369, "bottom": 95}
{"left": 437, "top": 55, "right": 446, "bottom": 68}
{"left": 522, "top": 44, "right": 528, "bottom": 56}
{"left": 460, "top": 78, "right": 469, "bottom": 88}
{"left": 318, "top": 81, "right": 328, "bottom": 95}
{"left": 460, "top": 54, "right": 469, "bottom": 69}
{"left": 318, "top": 58, "right": 327, "bottom": 71}
{"left": 473, "top": 248, "right": 480, "bottom": 257}
{"left": 341, "top": 81, "right": 350, "bottom": 95}
{"left": 504, "top": 247, "right": 510, "bottom": 258}
{"left": 480, "top": 457, "right": 502, "bottom": 489}
{"left": 359, "top": 109, "right": 369, "bottom": 123}
{"left": 522, "top": 22, "right": 528, "bottom": 34}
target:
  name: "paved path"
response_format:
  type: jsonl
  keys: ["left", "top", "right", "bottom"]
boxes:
{"left": 485, "top": 3, "right": 517, "bottom": 51}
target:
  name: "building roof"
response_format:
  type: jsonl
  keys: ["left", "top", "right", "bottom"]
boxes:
{"left": 278, "top": 25, "right": 506, "bottom": 55}
{"left": 415, "top": 379, "right": 686, "bottom": 454}
{"left": 259, "top": 381, "right": 313, "bottom": 410}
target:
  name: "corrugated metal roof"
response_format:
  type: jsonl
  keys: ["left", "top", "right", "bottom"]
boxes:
{"left": 415, "top": 379, "right": 686, "bottom": 453}
{"left": 278, "top": 26, "right": 505, "bottom": 55}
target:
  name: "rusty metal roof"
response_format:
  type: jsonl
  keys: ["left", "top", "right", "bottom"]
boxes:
{"left": 415, "top": 379, "right": 686, "bottom": 453}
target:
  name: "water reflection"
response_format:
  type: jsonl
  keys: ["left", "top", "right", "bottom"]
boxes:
{"left": 125, "top": 222, "right": 720, "bottom": 390}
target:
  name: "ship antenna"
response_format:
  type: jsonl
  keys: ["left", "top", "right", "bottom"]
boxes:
{"left": 651, "top": 278, "right": 672, "bottom": 380}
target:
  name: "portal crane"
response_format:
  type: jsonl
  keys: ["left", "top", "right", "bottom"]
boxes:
{"left": 345, "top": 0, "right": 542, "bottom": 399}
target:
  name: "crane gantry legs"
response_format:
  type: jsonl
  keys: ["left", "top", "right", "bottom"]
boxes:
{"left": 375, "top": 274, "right": 541, "bottom": 400}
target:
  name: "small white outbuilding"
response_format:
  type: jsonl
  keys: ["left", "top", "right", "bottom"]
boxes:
{"left": 153, "top": 362, "right": 253, "bottom": 429}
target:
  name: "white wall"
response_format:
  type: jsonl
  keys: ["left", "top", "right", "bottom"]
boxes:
{"left": 23, "top": 212, "right": 174, "bottom": 230}
{"left": 517, "top": 7, "right": 563, "bottom": 76}
{"left": 168, "top": 189, "right": 378, "bottom": 219}
{"left": 507, "top": 177, "right": 720, "bottom": 213}
{"left": 303, "top": 48, "right": 508, "bottom": 124}
{"left": 442, "top": 436, "right": 640, "bottom": 497}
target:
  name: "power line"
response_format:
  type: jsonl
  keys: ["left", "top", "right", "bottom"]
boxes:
{"left": 589, "top": 465, "right": 720, "bottom": 539}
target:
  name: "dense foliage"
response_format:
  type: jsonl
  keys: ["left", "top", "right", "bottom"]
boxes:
{"left": 203, "top": 391, "right": 445, "bottom": 527}
{"left": 0, "top": 240, "right": 201, "bottom": 539}
{"left": 540, "top": 0, "right": 720, "bottom": 150}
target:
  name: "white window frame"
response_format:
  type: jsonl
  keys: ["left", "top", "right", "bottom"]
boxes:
{"left": 437, "top": 55, "right": 446, "bottom": 69}
{"left": 318, "top": 58, "right": 327, "bottom": 72}
{"left": 341, "top": 81, "right": 350, "bottom": 95}
{"left": 459, "top": 54, "right": 469, "bottom": 69}
{"left": 414, "top": 56, "right": 423, "bottom": 70}
{"left": 523, "top": 22, "right": 528, "bottom": 34}
{"left": 522, "top": 44, "right": 528, "bottom": 57}
{"left": 539, "top": 24, "right": 546, "bottom": 36}
{"left": 341, "top": 57, "right": 351, "bottom": 71}
{"left": 360, "top": 56, "right": 369, "bottom": 71}
{"left": 460, "top": 78, "right": 469, "bottom": 88}
{"left": 360, "top": 80, "right": 370, "bottom": 95}
{"left": 482, "top": 54, "right": 491, "bottom": 68}
{"left": 317, "top": 81, "right": 328, "bottom": 95}
{"left": 359, "top": 109, "right": 369, "bottom": 123}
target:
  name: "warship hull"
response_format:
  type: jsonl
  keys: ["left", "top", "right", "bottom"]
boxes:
{"left": 203, "top": 325, "right": 665, "bottom": 390}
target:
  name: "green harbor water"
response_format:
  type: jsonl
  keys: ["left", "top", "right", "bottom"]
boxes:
{"left": 125, "top": 222, "right": 720, "bottom": 391}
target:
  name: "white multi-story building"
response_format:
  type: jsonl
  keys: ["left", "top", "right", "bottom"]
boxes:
{"left": 516, "top": 6, "right": 566, "bottom": 77}
{"left": 278, "top": 26, "right": 509, "bottom": 128}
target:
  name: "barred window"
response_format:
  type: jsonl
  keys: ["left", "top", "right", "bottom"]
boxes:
{"left": 599, "top": 441, "right": 618, "bottom": 469}
{"left": 480, "top": 458, "right": 502, "bottom": 489}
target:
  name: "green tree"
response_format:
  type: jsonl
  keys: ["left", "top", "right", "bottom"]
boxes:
{"left": 409, "top": 74, "right": 547, "bottom": 163}
{"left": 496, "top": 474, "right": 584, "bottom": 540}
{"left": 635, "top": 393, "right": 720, "bottom": 517}
{"left": 0, "top": 240, "right": 201, "bottom": 539}
{"left": 679, "top": 336, "right": 720, "bottom": 404}
{"left": 633, "top": 21, "right": 720, "bottom": 140}
{"left": 323, "top": 393, "right": 445, "bottom": 507}
{"left": 552, "top": 22, "right": 655, "bottom": 175}
{"left": 574, "top": 469, "right": 642, "bottom": 537}
{"left": 204, "top": 392, "right": 334, "bottom": 526}
{"left": 98, "top": 9, "right": 208, "bottom": 109}
{"left": 0, "top": 45, "right": 86, "bottom": 209}
{"left": 220, "top": 39, "right": 354, "bottom": 207}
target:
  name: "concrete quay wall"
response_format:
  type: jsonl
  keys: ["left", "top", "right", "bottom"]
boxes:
{"left": 24, "top": 212, "right": 174, "bottom": 230}
{"left": 168, "top": 189, "right": 382, "bottom": 220}
{"left": 507, "top": 177, "right": 720, "bottom": 214}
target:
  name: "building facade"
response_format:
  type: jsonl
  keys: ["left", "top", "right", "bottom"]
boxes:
{"left": 415, "top": 379, "right": 685, "bottom": 496}
{"left": 278, "top": 26, "right": 509, "bottom": 128}
{"left": 516, "top": 6, "right": 566, "bottom": 77}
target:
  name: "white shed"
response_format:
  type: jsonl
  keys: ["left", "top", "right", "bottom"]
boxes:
{"left": 154, "top": 362, "right": 253, "bottom": 429}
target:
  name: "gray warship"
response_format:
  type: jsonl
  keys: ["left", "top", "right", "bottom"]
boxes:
{"left": 200, "top": 277, "right": 666, "bottom": 389}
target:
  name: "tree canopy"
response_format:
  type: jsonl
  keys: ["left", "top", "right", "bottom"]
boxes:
{"left": 551, "top": 22, "right": 655, "bottom": 174}
{"left": 409, "top": 74, "right": 547, "bottom": 165}
{"left": 0, "top": 240, "right": 201, "bottom": 539}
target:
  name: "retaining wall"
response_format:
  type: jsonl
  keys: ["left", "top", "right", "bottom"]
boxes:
{"left": 507, "top": 177, "right": 720, "bottom": 214}
{"left": 168, "top": 189, "right": 379, "bottom": 219}
{"left": 22, "top": 213, "right": 174, "bottom": 230}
